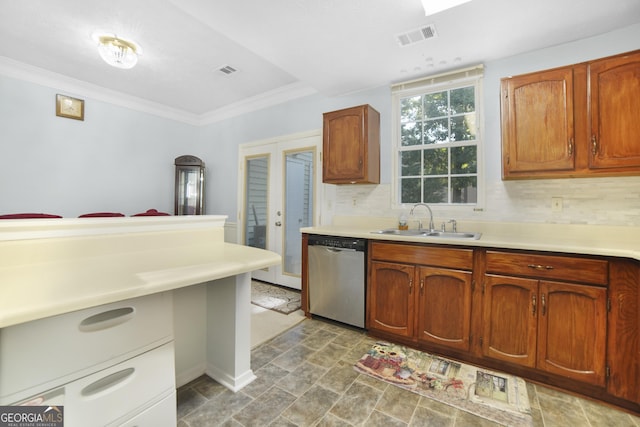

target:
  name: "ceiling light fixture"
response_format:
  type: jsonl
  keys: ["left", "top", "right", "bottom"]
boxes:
{"left": 92, "top": 33, "right": 142, "bottom": 69}
{"left": 420, "top": 0, "right": 472, "bottom": 16}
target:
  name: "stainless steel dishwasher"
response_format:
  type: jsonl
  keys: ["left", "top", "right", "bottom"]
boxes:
{"left": 307, "top": 235, "right": 366, "bottom": 328}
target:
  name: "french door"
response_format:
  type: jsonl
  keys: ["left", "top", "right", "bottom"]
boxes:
{"left": 238, "top": 131, "right": 320, "bottom": 289}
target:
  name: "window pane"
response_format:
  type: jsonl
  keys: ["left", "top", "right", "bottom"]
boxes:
{"left": 451, "top": 176, "right": 477, "bottom": 203}
{"left": 401, "top": 150, "right": 421, "bottom": 176}
{"left": 401, "top": 121, "right": 422, "bottom": 146}
{"left": 423, "top": 148, "right": 448, "bottom": 175}
{"left": 424, "top": 91, "right": 448, "bottom": 118}
{"left": 450, "top": 86, "right": 475, "bottom": 114}
{"left": 395, "top": 76, "right": 481, "bottom": 206}
{"left": 423, "top": 177, "right": 448, "bottom": 203}
{"left": 401, "top": 178, "right": 421, "bottom": 203}
{"left": 245, "top": 156, "right": 268, "bottom": 249}
{"left": 424, "top": 118, "right": 449, "bottom": 144}
{"left": 451, "top": 146, "right": 477, "bottom": 174}
{"left": 401, "top": 96, "right": 423, "bottom": 122}
{"left": 451, "top": 114, "right": 476, "bottom": 141}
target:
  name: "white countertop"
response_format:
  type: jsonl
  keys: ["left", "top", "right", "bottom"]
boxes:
{"left": 0, "top": 216, "right": 280, "bottom": 328}
{"left": 302, "top": 216, "right": 640, "bottom": 261}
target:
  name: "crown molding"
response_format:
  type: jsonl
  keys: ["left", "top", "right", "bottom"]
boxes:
{"left": 196, "top": 82, "right": 317, "bottom": 125}
{"left": 0, "top": 56, "right": 317, "bottom": 127}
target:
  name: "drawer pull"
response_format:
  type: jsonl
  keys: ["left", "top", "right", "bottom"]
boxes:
{"left": 527, "top": 264, "right": 554, "bottom": 271}
{"left": 81, "top": 367, "right": 135, "bottom": 398}
{"left": 79, "top": 307, "right": 135, "bottom": 332}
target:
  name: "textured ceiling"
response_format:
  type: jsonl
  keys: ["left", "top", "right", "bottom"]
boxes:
{"left": 0, "top": 0, "right": 639, "bottom": 120}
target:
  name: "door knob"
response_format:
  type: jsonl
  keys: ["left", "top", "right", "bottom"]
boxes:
{"left": 275, "top": 221, "right": 282, "bottom": 226}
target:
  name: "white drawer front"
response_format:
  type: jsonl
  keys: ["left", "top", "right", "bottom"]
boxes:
{"left": 116, "top": 391, "right": 176, "bottom": 427}
{"left": 65, "top": 342, "right": 175, "bottom": 427}
{"left": 0, "top": 292, "right": 173, "bottom": 400}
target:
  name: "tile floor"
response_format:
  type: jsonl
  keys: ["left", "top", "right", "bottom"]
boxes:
{"left": 177, "top": 317, "right": 640, "bottom": 426}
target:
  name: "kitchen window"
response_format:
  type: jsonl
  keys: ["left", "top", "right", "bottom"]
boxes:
{"left": 391, "top": 65, "right": 483, "bottom": 207}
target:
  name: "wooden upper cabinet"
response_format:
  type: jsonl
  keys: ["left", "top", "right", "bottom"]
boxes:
{"left": 589, "top": 51, "right": 640, "bottom": 170}
{"left": 322, "top": 104, "right": 380, "bottom": 184}
{"left": 501, "top": 49, "right": 640, "bottom": 179}
{"left": 501, "top": 66, "right": 576, "bottom": 176}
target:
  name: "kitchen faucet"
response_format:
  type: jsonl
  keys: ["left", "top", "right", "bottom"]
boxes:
{"left": 409, "top": 203, "right": 434, "bottom": 231}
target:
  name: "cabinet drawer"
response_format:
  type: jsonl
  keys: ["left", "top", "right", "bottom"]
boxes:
{"left": 370, "top": 242, "right": 473, "bottom": 270}
{"left": 485, "top": 251, "right": 608, "bottom": 285}
{"left": 0, "top": 292, "right": 173, "bottom": 401}
{"left": 65, "top": 342, "right": 175, "bottom": 427}
{"left": 117, "top": 391, "right": 176, "bottom": 427}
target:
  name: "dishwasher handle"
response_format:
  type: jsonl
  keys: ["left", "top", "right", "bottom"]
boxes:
{"left": 321, "top": 246, "right": 357, "bottom": 253}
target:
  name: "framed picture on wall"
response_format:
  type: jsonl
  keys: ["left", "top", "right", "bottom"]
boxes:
{"left": 56, "top": 94, "right": 84, "bottom": 121}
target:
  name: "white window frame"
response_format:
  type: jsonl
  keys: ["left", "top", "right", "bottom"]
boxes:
{"left": 391, "top": 65, "right": 485, "bottom": 212}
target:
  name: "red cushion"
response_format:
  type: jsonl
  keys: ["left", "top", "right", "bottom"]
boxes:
{"left": 131, "top": 209, "right": 170, "bottom": 217}
{"left": 78, "top": 212, "right": 125, "bottom": 218}
{"left": 0, "top": 213, "right": 62, "bottom": 219}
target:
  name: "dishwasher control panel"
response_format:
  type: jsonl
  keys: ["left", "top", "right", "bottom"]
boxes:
{"left": 307, "top": 235, "right": 366, "bottom": 251}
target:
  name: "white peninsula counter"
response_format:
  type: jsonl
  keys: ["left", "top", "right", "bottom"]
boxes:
{"left": 0, "top": 215, "right": 280, "bottom": 425}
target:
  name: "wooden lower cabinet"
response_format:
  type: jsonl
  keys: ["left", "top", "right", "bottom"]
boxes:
{"left": 368, "top": 260, "right": 415, "bottom": 338}
{"left": 368, "top": 242, "right": 474, "bottom": 353}
{"left": 482, "top": 274, "right": 538, "bottom": 368}
{"left": 482, "top": 274, "right": 607, "bottom": 386}
{"left": 363, "top": 242, "right": 640, "bottom": 414}
{"left": 417, "top": 266, "right": 472, "bottom": 352}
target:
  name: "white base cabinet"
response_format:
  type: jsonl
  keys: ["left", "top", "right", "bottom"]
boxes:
{"left": 0, "top": 294, "right": 176, "bottom": 426}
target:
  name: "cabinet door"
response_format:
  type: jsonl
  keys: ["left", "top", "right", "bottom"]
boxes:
{"left": 482, "top": 274, "right": 538, "bottom": 368}
{"left": 416, "top": 267, "right": 472, "bottom": 352}
{"left": 589, "top": 51, "right": 640, "bottom": 170}
{"left": 368, "top": 261, "right": 415, "bottom": 338}
{"left": 501, "top": 66, "right": 576, "bottom": 177}
{"left": 537, "top": 281, "right": 607, "bottom": 386}
{"left": 322, "top": 105, "right": 380, "bottom": 184}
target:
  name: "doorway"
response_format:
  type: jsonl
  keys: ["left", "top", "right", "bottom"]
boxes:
{"left": 238, "top": 131, "right": 320, "bottom": 289}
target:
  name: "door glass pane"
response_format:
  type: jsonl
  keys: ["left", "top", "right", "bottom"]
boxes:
{"left": 283, "top": 150, "right": 314, "bottom": 276}
{"left": 244, "top": 156, "right": 268, "bottom": 249}
{"left": 177, "top": 169, "right": 200, "bottom": 215}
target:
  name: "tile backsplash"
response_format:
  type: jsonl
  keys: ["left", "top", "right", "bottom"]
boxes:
{"left": 331, "top": 176, "right": 640, "bottom": 227}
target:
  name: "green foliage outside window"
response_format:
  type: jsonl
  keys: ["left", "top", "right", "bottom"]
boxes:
{"left": 398, "top": 85, "right": 478, "bottom": 204}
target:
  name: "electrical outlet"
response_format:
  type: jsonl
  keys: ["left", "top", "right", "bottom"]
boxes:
{"left": 551, "top": 197, "right": 563, "bottom": 212}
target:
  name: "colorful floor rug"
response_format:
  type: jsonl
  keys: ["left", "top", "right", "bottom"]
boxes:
{"left": 251, "top": 281, "right": 301, "bottom": 315}
{"left": 354, "top": 342, "right": 533, "bottom": 427}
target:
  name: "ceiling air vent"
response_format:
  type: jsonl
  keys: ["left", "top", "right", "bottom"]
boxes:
{"left": 396, "top": 24, "right": 437, "bottom": 47}
{"left": 217, "top": 65, "right": 238, "bottom": 76}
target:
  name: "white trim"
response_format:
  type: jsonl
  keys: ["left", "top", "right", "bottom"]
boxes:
{"left": 391, "top": 64, "right": 484, "bottom": 93}
{"left": 0, "top": 56, "right": 316, "bottom": 126}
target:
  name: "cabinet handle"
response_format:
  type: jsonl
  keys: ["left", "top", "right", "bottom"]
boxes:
{"left": 532, "top": 294, "right": 537, "bottom": 316}
{"left": 568, "top": 138, "right": 574, "bottom": 156}
{"left": 81, "top": 368, "right": 135, "bottom": 398}
{"left": 591, "top": 135, "right": 598, "bottom": 155}
{"left": 420, "top": 278, "right": 424, "bottom": 295}
{"left": 408, "top": 278, "right": 413, "bottom": 294}
{"left": 78, "top": 307, "right": 135, "bottom": 332}
{"left": 527, "top": 264, "right": 554, "bottom": 270}
{"left": 541, "top": 293, "right": 546, "bottom": 315}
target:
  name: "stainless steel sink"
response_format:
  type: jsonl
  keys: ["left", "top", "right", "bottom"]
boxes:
{"left": 370, "top": 229, "right": 481, "bottom": 240}
{"left": 370, "top": 229, "right": 428, "bottom": 236}
{"left": 423, "top": 231, "right": 481, "bottom": 239}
